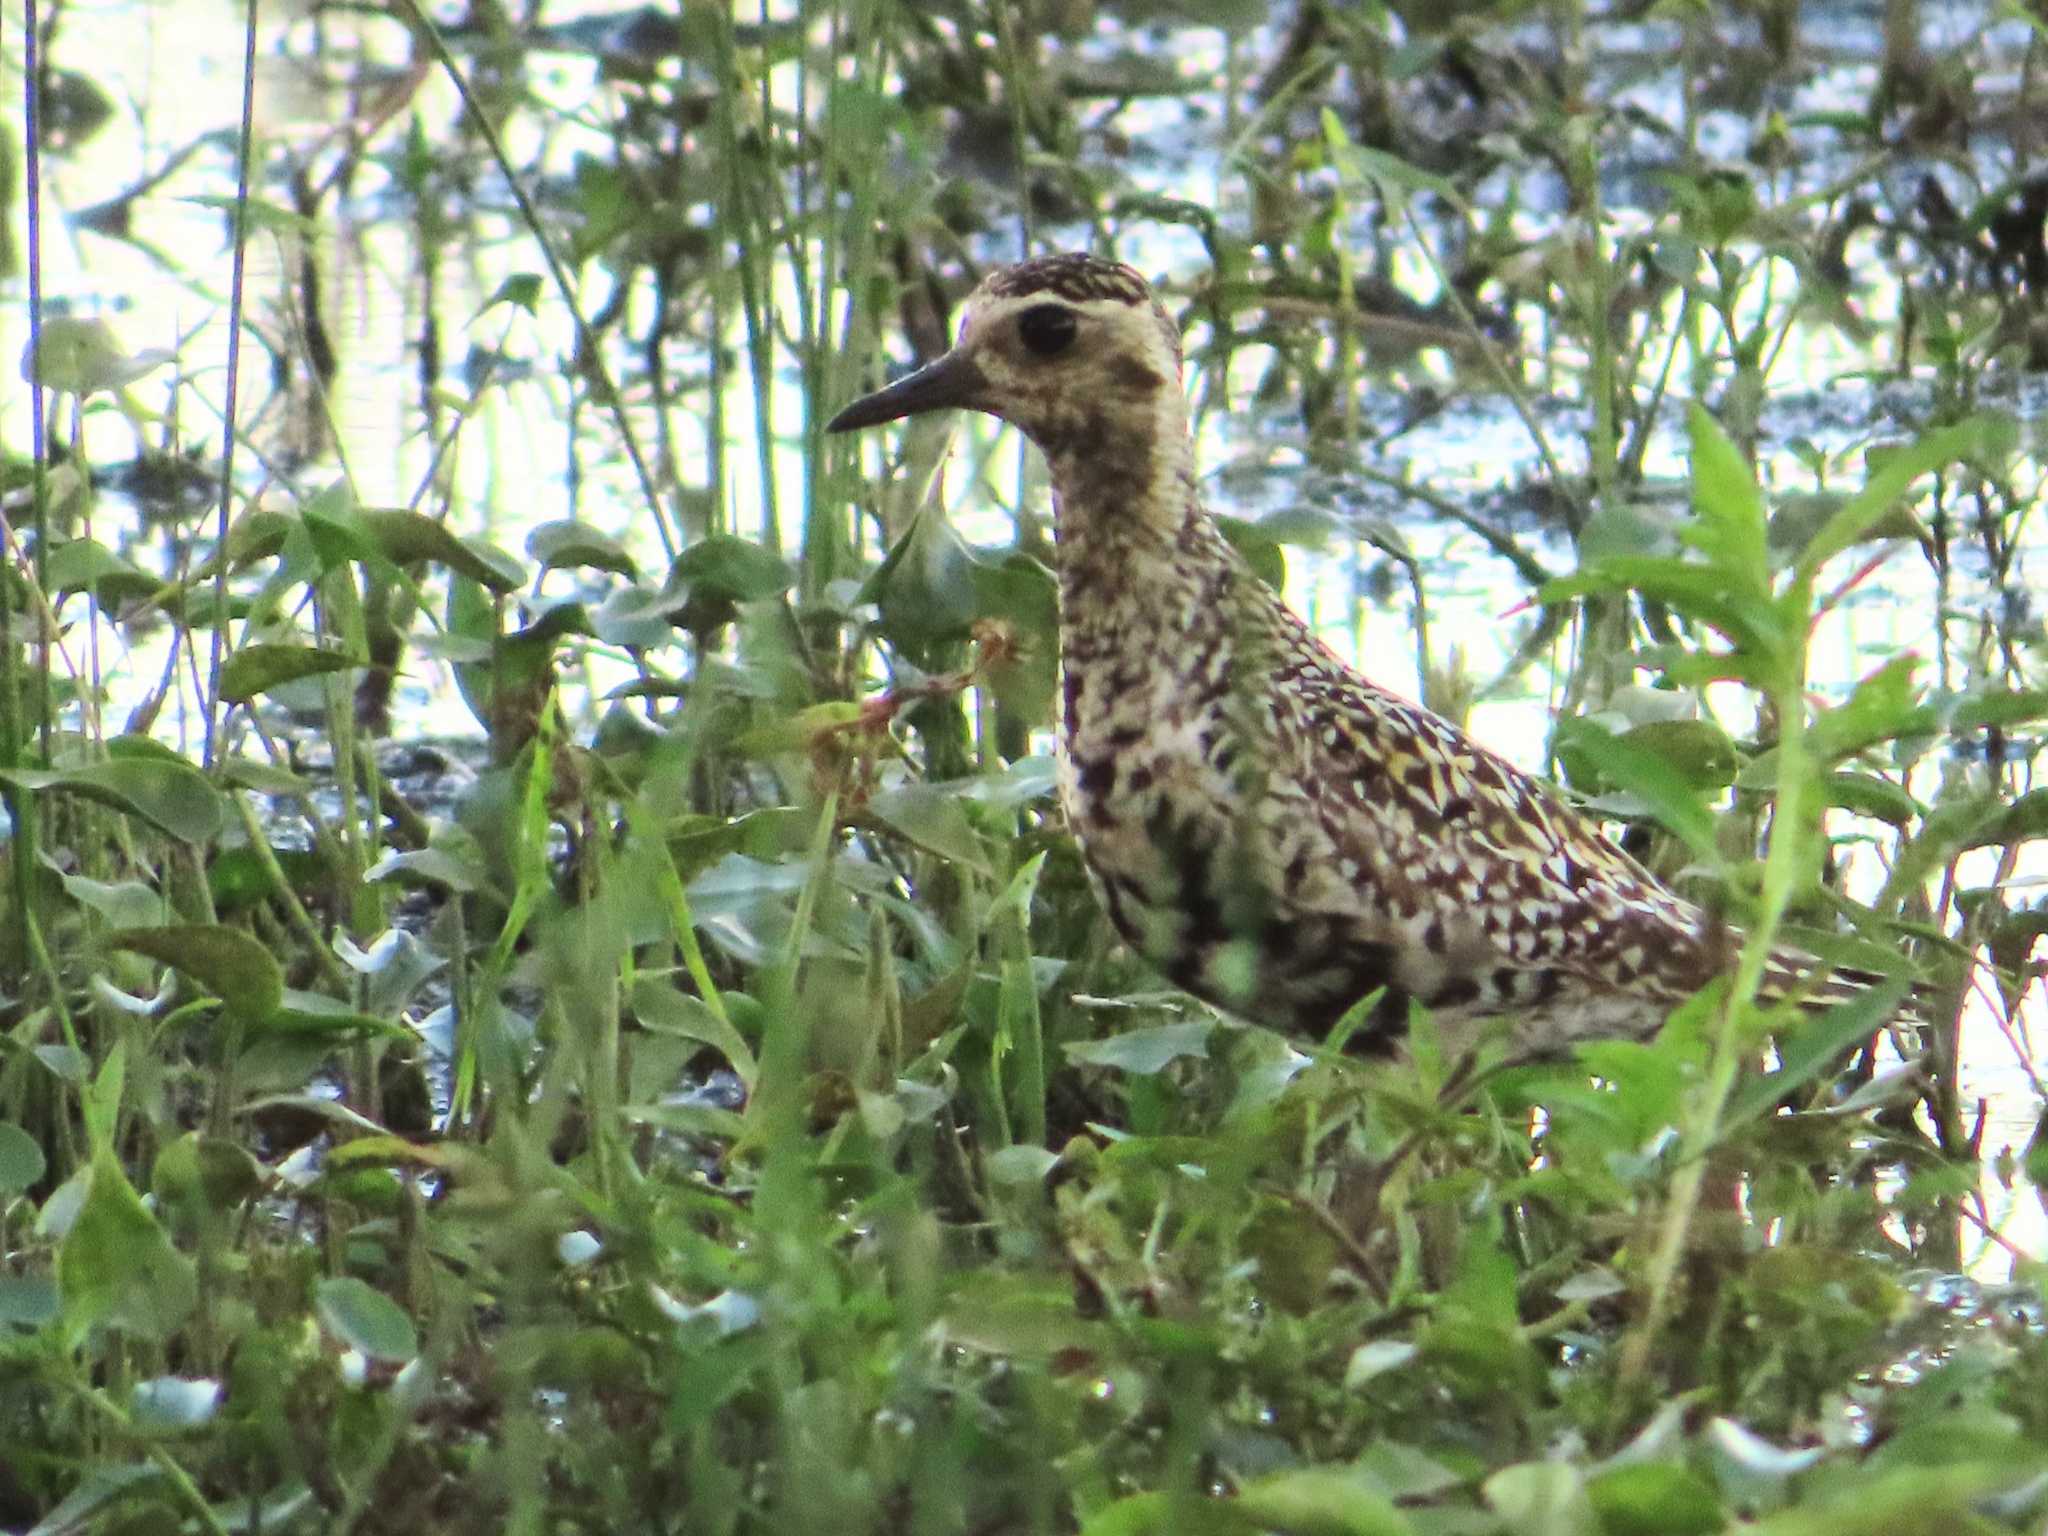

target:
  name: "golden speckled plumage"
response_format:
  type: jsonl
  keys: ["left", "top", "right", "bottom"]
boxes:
{"left": 830, "top": 253, "right": 1846, "bottom": 1058}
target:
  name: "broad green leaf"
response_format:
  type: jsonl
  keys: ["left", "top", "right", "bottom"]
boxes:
{"left": 219, "top": 642, "right": 362, "bottom": 703}
{"left": 671, "top": 533, "right": 795, "bottom": 602}
{"left": 632, "top": 977, "right": 759, "bottom": 1091}
{"left": 1344, "top": 1340, "right": 1420, "bottom": 1387}
{"left": 483, "top": 272, "right": 543, "bottom": 314}
{"left": 217, "top": 756, "right": 316, "bottom": 796}
{"left": 1215, "top": 514, "right": 1288, "bottom": 591}
{"left": 1578, "top": 499, "right": 1684, "bottom": 564}
{"left": 360, "top": 507, "right": 523, "bottom": 591}
{"left": 22, "top": 316, "right": 173, "bottom": 393}
{"left": 940, "top": 1277, "right": 1108, "bottom": 1359}
{"left": 1544, "top": 558, "right": 1785, "bottom": 672}
{"left": 1065, "top": 1021, "right": 1213, "bottom": 1075}
{"left": 0, "top": 1272, "right": 58, "bottom": 1327}
{"left": 621, "top": 1101, "right": 747, "bottom": 1139}
{"left": 971, "top": 552, "right": 1059, "bottom": 723}
{"left": 113, "top": 924, "right": 284, "bottom": 1021}
{"left": 58, "top": 871, "right": 166, "bottom": 927}
{"left": 529, "top": 518, "right": 638, "bottom": 579}
{"left": 869, "top": 781, "right": 991, "bottom": 875}
{"left": 0, "top": 1121, "right": 45, "bottom": 1194}
{"left": 364, "top": 842, "right": 488, "bottom": 893}
{"left": 0, "top": 758, "right": 224, "bottom": 842}
{"left": 16, "top": 1464, "right": 166, "bottom": 1534}
{"left": 182, "top": 193, "right": 318, "bottom": 236}
{"left": 1969, "top": 787, "right": 2048, "bottom": 849}
{"left": 870, "top": 505, "right": 978, "bottom": 649}
{"left": 1724, "top": 976, "right": 1909, "bottom": 1129}
{"left": 271, "top": 989, "right": 413, "bottom": 1039}
{"left": 1236, "top": 1468, "right": 1412, "bottom": 1535}
{"left": 1551, "top": 718, "right": 1720, "bottom": 861}
{"left": 1617, "top": 718, "right": 1740, "bottom": 791}
{"left": 1823, "top": 771, "right": 1922, "bottom": 826}
{"left": 987, "top": 1144, "right": 1060, "bottom": 1185}
{"left": 1484, "top": 1461, "right": 1594, "bottom": 1536}
{"left": 44, "top": 538, "right": 159, "bottom": 603}
{"left": 1076, "top": 1493, "right": 1172, "bottom": 1536}
{"left": 58, "top": 1151, "right": 197, "bottom": 1341}
{"left": 1586, "top": 1462, "right": 1723, "bottom": 1536}
{"left": 153, "top": 1133, "right": 264, "bottom": 1214}
{"left": 314, "top": 1276, "right": 418, "bottom": 1362}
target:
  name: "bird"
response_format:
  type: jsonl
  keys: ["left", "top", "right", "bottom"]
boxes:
{"left": 827, "top": 252, "right": 1885, "bottom": 1062}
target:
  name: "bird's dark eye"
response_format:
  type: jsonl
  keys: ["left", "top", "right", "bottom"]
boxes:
{"left": 1017, "top": 304, "right": 1078, "bottom": 357}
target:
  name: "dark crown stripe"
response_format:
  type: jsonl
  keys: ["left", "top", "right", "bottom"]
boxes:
{"left": 985, "top": 253, "right": 1151, "bottom": 307}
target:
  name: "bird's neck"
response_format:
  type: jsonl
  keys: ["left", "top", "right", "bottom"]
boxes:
{"left": 1034, "top": 394, "right": 1212, "bottom": 625}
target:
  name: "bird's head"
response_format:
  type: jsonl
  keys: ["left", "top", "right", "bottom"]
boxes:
{"left": 826, "top": 253, "right": 1185, "bottom": 461}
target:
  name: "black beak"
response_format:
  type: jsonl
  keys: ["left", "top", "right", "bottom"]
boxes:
{"left": 826, "top": 351, "right": 986, "bottom": 433}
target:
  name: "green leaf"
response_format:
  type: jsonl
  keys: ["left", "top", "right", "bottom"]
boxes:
{"left": 870, "top": 506, "right": 978, "bottom": 650}
{"left": 631, "top": 977, "right": 759, "bottom": 1091}
{"left": 529, "top": 519, "right": 638, "bottom": 579}
{"left": 1617, "top": 718, "right": 1740, "bottom": 791}
{"left": 220, "top": 642, "right": 362, "bottom": 704}
{"left": 1322, "top": 106, "right": 1467, "bottom": 211}
{"left": 971, "top": 552, "right": 1059, "bottom": 722}
{"left": 987, "top": 1144, "right": 1060, "bottom": 1185}
{"left": 271, "top": 989, "right": 413, "bottom": 1040}
{"left": 44, "top": 538, "right": 160, "bottom": 603}
{"left": 17, "top": 1464, "right": 166, "bottom": 1534}
{"left": 359, "top": 507, "right": 523, "bottom": 592}
{"left": 23, "top": 317, "right": 174, "bottom": 394}
{"left": 1683, "top": 405, "right": 1770, "bottom": 596}
{"left": 0, "top": 758, "right": 225, "bottom": 842}
{"left": 58, "top": 1151, "right": 197, "bottom": 1341}
{"left": 0, "top": 1121, "right": 46, "bottom": 1195}
{"left": 672, "top": 534, "right": 796, "bottom": 603}
{"left": 1586, "top": 1462, "right": 1723, "bottom": 1536}
{"left": 1578, "top": 500, "right": 1684, "bottom": 565}
{"left": 1215, "top": 514, "right": 1288, "bottom": 591}
{"left": 1810, "top": 655, "right": 1921, "bottom": 762}
{"left": 153, "top": 1133, "right": 264, "bottom": 1215}
{"left": 1235, "top": 1468, "right": 1413, "bottom": 1536}
{"left": 869, "top": 781, "right": 991, "bottom": 875}
{"left": 1799, "top": 415, "right": 2006, "bottom": 582}
{"left": 58, "top": 871, "right": 167, "bottom": 927}
{"left": 182, "top": 193, "right": 318, "bottom": 237}
{"left": 113, "top": 924, "right": 285, "bottom": 1022}
{"left": 1551, "top": 717, "right": 1720, "bottom": 862}
{"left": 1076, "top": 1493, "right": 1172, "bottom": 1536}
{"left": 483, "top": 272, "right": 543, "bottom": 314}
{"left": 1823, "top": 771, "right": 1922, "bottom": 826}
{"left": 1724, "top": 977, "right": 1909, "bottom": 1129}
{"left": 1484, "top": 1462, "right": 1594, "bottom": 1536}
{"left": 0, "top": 1272, "right": 58, "bottom": 1327}
{"left": 1544, "top": 557, "right": 1785, "bottom": 673}
{"left": 1065, "top": 1022, "right": 1213, "bottom": 1075}
{"left": 1969, "top": 787, "right": 2048, "bottom": 849}
{"left": 314, "top": 1276, "right": 418, "bottom": 1362}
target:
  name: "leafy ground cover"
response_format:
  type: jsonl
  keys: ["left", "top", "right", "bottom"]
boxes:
{"left": 2, "top": 1, "right": 2047, "bottom": 1532}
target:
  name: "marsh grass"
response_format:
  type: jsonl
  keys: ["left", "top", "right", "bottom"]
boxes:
{"left": 2, "top": 1, "right": 2047, "bottom": 1532}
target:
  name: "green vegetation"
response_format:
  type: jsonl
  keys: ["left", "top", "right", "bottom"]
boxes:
{"left": 2, "top": 1, "right": 2046, "bottom": 1532}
